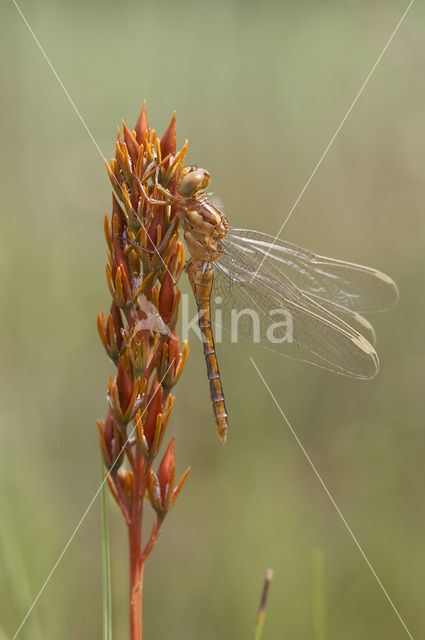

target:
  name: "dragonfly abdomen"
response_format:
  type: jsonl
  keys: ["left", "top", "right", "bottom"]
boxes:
{"left": 187, "top": 261, "right": 228, "bottom": 443}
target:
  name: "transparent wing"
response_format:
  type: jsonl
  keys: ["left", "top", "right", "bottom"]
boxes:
{"left": 212, "top": 235, "right": 380, "bottom": 379}
{"left": 229, "top": 229, "right": 399, "bottom": 313}
{"left": 305, "top": 294, "right": 376, "bottom": 346}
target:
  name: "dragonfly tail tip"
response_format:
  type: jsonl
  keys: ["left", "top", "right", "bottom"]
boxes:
{"left": 217, "top": 428, "right": 228, "bottom": 444}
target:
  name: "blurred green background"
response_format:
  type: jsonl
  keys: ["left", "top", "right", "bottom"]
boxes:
{"left": 1, "top": 1, "right": 424, "bottom": 638}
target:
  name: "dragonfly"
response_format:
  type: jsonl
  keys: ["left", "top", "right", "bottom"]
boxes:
{"left": 151, "top": 166, "right": 398, "bottom": 443}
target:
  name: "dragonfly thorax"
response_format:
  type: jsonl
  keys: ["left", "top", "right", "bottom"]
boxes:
{"left": 178, "top": 201, "right": 229, "bottom": 263}
{"left": 177, "top": 166, "right": 229, "bottom": 264}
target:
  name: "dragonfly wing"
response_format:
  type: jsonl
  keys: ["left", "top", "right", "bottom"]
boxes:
{"left": 305, "top": 294, "right": 377, "bottom": 346}
{"left": 212, "top": 239, "right": 379, "bottom": 379}
{"left": 228, "top": 229, "right": 399, "bottom": 313}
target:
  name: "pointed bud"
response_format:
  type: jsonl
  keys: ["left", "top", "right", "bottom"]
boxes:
{"left": 122, "top": 120, "right": 140, "bottom": 167}
{"left": 98, "top": 410, "right": 124, "bottom": 470}
{"left": 104, "top": 408, "right": 114, "bottom": 443}
{"left": 169, "top": 466, "right": 190, "bottom": 510}
{"left": 110, "top": 302, "right": 124, "bottom": 350}
{"left": 170, "top": 332, "right": 180, "bottom": 372}
{"left": 134, "top": 102, "right": 148, "bottom": 143}
{"left": 158, "top": 438, "right": 175, "bottom": 507}
{"left": 146, "top": 469, "right": 162, "bottom": 512}
{"left": 116, "top": 357, "right": 133, "bottom": 414}
{"left": 159, "top": 272, "right": 175, "bottom": 325}
{"left": 160, "top": 112, "right": 176, "bottom": 158}
{"left": 112, "top": 194, "right": 126, "bottom": 236}
{"left": 147, "top": 208, "right": 165, "bottom": 250}
{"left": 115, "top": 266, "right": 129, "bottom": 306}
{"left": 174, "top": 339, "right": 189, "bottom": 384}
{"left": 130, "top": 177, "right": 141, "bottom": 213}
{"left": 97, "top": 311, "right": 108, "bottom": 352}
{"left": 111, "top": 237, "right": 131, "bottom": 283}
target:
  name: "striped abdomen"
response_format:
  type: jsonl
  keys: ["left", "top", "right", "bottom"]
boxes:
{"left": 186, "top": 261, "right": 228, "bottom": 443}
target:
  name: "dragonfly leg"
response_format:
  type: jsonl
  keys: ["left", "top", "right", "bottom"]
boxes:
{"left": 111, "top": 234, "right": 156, "bottom": 255}
{"left": 136, "top": 176, "right": 181, "bottom": 207}
{"left": 153, "top": 181, "right": 180, "bottom": 200}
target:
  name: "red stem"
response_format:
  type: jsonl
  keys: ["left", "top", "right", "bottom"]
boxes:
{"left": 124, "top": 350, "right": 165, "bottom": 639}
{"left": 128, "top": 446, "right": 147, "bottom": 640}
{"left": 128, "top": 517, "right": 144, "bottom": 639}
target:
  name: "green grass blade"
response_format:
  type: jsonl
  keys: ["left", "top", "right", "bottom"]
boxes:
{"left": 100, "top": 457, "right": 112, "bottom": 640}
{"left": 253, "top": 569, "right": 273, "bottom": 640}
{"left": 0, "top": 500, "right": 43, "bottom": 640}
{"left": 313, "top": 548, "right": 327, "bottom": 640}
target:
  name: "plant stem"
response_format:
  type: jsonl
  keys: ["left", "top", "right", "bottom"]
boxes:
{"left": 128, "top": 448, "right": 147, "bottom": 640}
{"left": 253, "top": 569, "right": 273, "bottom": 640}
{"left": 128, "top": 504, "right": 144, "bottom": 640}
{"left": 129, "top": 540, "right": 144, "bottom": 639}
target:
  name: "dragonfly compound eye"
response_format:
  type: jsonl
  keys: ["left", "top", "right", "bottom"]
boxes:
{"left": 177, "top": 167, "right": 210, "bottom": 197}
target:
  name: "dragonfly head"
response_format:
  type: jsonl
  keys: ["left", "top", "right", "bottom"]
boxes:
{"left": 177, "top": 166, "right": 210, "bottom": 197}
